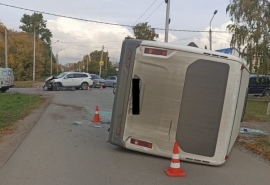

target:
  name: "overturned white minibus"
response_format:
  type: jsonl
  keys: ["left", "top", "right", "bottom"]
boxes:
{"left": 108, "top": 39, "right": 250, "bottom": 166}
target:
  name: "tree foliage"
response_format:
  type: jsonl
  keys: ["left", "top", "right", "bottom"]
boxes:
{"left": 226, "top": 0, "right": 270, "bottom": 74}
{"left": 125, "top": 22, "right": 159, "bottom": 41}
{"left": 73, "top": 50, "right": 117, "bottom": 78}
{"left": 0, "top": 21, "right": 56, "bottom": 81}
{"left": 19, "top": 12, "right": 52, "bottom": 44}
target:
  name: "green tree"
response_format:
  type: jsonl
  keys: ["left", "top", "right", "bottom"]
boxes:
{"left": 0, "top": 22, "right": 56, "bottom": 80}
{"left": 125, "top": 22, "right": 159, "bottom": 41}
{"left": 102, "top": 67, "right": 117, "bottom": 78}
{"left": 19, "top": 12, "right": 52, "bottom": 44}
{"left": 19, "top": 12, "right": 56, "bottom": 77}
{"left": 125, "top": 35, "right": 134, "bottom": 40}
{"left": 226, "top": 0, "right": 270, "bottom": 74}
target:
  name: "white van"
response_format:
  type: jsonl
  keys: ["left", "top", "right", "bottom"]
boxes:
{"left": 0, "top": 67, "right": 15, "bottom": 92}
{"left": 108, "top": 39, "right": 250, "bottom": 166}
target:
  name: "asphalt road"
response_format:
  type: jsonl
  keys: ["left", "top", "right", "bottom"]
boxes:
{"left": 0, "top": 87, "right": 269, "bottom": 185}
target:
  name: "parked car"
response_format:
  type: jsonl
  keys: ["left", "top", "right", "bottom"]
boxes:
{"left": 89, "top": 74, "right": 106, "bottom": 88}
{"left": 248, "top": 74, "right": 270, "bottom": 96}
{"left": 104, "top": 76, "right": 117, "bottom": 88}
{"left": 44, "top": 72, "right": 93, "bottom": 90}
{"left": 0, "top": 67, "right": 15, "bottom": 92}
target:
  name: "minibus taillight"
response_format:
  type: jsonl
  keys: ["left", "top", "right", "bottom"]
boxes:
{"left": 116, "top": 128, "right": 121, "bottom": 135}
{"left": 130, "top": 138, "right": 153, "bottom": 149}
{"left": 144, "top": 48, "right": 167, "bottom": 56}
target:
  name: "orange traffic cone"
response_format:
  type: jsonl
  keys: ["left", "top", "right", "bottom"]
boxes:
{"left": 87, "top": 86, "right": 90, "bottom": 91}
{"left": 164, "top": 142, "right": 186, "bottom": 177}
{"left": 91, "top": 106, "right": 102, "bottom": 123}
{"left": 100, "top": 85, "right": 103, "bottom": 90}
{"left": 36, "top": 86, "right": 40, "bottom": 90}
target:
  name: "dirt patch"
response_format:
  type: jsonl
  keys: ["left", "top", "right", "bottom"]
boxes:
{"left": 51, "top": 113, "right": 66, "bottom": 120}
{"left": 0, "top": 125, "right": 16, "bottom": 143}
{"left": 236, "top": 122, "right": 270, "bottom": 164}
{"left": 236, "top": 135, "right": 270, "bottom": 164}
{"left": 51, "top": 102, "right": 84, "bottom": 111}
{"left": 0, "top": 95, "right": 53, "bottom": 170}
{"left": 32, "top": 82, "right": 45, "bottom": 88}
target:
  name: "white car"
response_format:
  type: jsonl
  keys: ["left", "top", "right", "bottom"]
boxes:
{"left": 44, "top": 72, "right": 93, "bottom": 90}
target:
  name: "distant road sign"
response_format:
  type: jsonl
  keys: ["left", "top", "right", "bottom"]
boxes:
{"left": 99, "top": 61, "right": 104, "bottom": 66}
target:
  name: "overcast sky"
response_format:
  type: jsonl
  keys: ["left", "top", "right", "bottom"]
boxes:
{"left": 0, "top": 0, "right": 233, "bottom": 64}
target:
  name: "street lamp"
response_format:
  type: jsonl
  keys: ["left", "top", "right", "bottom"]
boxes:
{"left": 56, "top": 49, "right": 64, "bottom": 75}
{"left": 78, "top": 53, "right": 83, "bottom": 72}
{"left": 209, "top": 10, "right": 218, "bottom": 50}
{"left": 86, "top": 54, "right": 91, "bottom": 73}
{"left": 33, "top": 21, "right": 41, "bottom": 81}
{"left": 50, "top": 40, "right": 59, "bottom": 76}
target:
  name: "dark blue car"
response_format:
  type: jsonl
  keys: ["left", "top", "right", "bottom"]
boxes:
{"left": 248, "top": 74, "right": 270, "bottom": 96}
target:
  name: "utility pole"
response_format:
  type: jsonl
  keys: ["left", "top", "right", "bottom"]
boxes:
{"left": 56, "top": 53, "right": 58, "bottom": 75}
{"left": 56, "top": 49, "right": 64, "bottom": 74}
{"left": 50, "top": 46, "right": 53, "bottom": 76}
{"left": 106, "top": 50, "right": 108, "bottom": 70}
{"left": 81, "top": 61, "right": 83, "bottom": 72}
{"left": 5, "top": 28, "right": 8, "bottom": 68}
{"left": 87, "top": 55, "right": 89, "bottom": 73}
{"left": 209, "top": 28, "right": 212, "bottom": 50}
{"left": 99, "top": 45, "right": 104, "bottom": 77}
{"left": 164, "top": 0, "right": 171, "bottom": 43}
{"left": 33, "top": 26, "right": 36, "bottom": 81}
{"left": 50, "top": 40, "right": 59, "bottom": 76}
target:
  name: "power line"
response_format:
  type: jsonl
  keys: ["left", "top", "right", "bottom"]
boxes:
{"left": 143, "top": 1, "right": 164, "bottom": 22}
{"left": 0, "top": 2, "right": 228, "bottom": 33}
{"left": 214, "top": 33, "right": 232, "bottom": 38}
{"left": 170, "top": 34, "right": 202, "bottom": 43}
{"left": 133, "top": 0, "right": 158, "bottom": 26}
{"left": 58, "top": 56, "right": 82, "bottom": 60}
{"left": 57, "top": 42, "right": 101, "bottom": 48}
{"left": 57, "top": 41, "right": 120, "bottom": 49}
{"left": 116, "top": 0, "right": 159, "bottom": 41}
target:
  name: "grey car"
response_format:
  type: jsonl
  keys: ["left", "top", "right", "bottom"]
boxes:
{"left": 105, "top": 76, "right": 117, "bottom": 88}
{"left": 89, "top": 74, "right": 106, "bottom": 88}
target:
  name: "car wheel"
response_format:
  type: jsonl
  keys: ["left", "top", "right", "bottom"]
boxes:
{"left": 113, "top": 83, "right": 116, "bottom": 88}
{"left": 53, "top": 82, "right": 62, "bottom": 91}
{"left": 264, "top": 90, "right": 270, "bottom": 96}
{"left": 0, "top": 88, "right": 8, "bottom": 93}
{"left": 81, "top": 82, "right": 89, "bottom": 90}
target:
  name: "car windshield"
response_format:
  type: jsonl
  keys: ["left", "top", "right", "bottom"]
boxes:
{"left": 91, "top": 75, "right": 101, "bottom": 79}
{"left": 57, "top": 72, "right": 68, "bottom": 78}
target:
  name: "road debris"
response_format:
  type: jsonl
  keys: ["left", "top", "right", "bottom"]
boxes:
{"left": 239, "top": 127, "right": 269, "bottom": 136}
{"left": 101, "top": 121, "right": 111, "bottom": 124}
{"left": 71, "top": 121, "right": 84, "bottom": 126}
{"left": 89, "top": 125, "right": 102, "bottom": 128}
